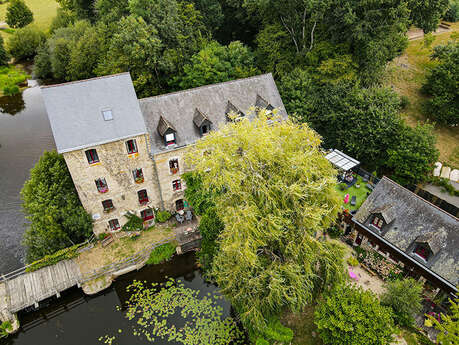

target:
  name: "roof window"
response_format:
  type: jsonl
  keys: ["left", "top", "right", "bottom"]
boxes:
{"left": 102, "top": 109, "right": 113, "bottom": 121}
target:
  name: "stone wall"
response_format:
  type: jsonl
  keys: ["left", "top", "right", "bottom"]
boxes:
{"left": 152, "top": 146, "right": 192, "bottom": 212}
{"left": 63, "top": 134, "right": 162, "bottom": 235}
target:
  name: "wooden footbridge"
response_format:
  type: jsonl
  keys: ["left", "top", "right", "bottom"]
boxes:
{"left": 0, "top": 260, "right": 81, "bottom": 314}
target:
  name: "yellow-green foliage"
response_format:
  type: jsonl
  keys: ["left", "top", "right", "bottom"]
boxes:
{"left": 146, "top": 243, "right": 176, "bottom": 265}
{"left": 0, "top": 65, "right": 29, "bottom": 95}
{"left": 26, "top": 244, "right": 81, "bottom": 272}
{"left": 347, "top": 256, "right": 359, "bottom": 267}
{"left": 185, "top": 111, "right": 345, "bottom": 331}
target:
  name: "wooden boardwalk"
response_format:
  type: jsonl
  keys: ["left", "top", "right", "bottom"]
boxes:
{"left": 0, "top": 260, "right": 80, "bottom": 314}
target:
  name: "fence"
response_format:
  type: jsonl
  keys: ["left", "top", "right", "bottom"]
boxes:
{"left": 0, "top": 235, "right": 96, "bottom": 284}
{"left": 352, "top": 167, "right": 381, "bottom": 185}
{"left": 78, "top": 235, "right": 176, "bottom": 284}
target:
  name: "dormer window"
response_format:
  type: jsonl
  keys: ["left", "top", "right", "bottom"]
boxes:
{"left": 85, "top": 149, "right": 99, "bottom": 164}
{"left": 126, "top": 139, "right": 138, "bottom": 154}
{"left": 371, "top": 216, "right": 384, "bottom": 230}
{"left": 414, "top": 244, "right": 430, "bottom": 261}
{"left": 225, "top": 101, "right": 245, "bottom": 122}
{"left": 102, "top": 109, "right": 113, "bottom": 121}
{"left": 193, "top": 109, "right": 212, "bottom": 136}
{"left": 157, "top": 115, "right": 177, "bottom": 147}
{"left": 165, "top": 133, "right": 176, "bottom": 146}
{"left": 255, "top": 94, "right": 274, "bottom": 116}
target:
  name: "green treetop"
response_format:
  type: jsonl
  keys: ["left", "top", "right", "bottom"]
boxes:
{"left": 6, "top": 0, "right": 33, "bottom": 28}
{"left": 185, "top": 111, "right": 346, "bottom": 332}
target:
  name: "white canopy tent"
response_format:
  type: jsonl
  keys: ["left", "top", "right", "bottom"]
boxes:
{"left": 325, "top": 149, "right": 360, "bottom": 171}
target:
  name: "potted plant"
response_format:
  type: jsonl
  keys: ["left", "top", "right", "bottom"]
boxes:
{"left": 135, "top": 176, "right": 144, "bottom": 184}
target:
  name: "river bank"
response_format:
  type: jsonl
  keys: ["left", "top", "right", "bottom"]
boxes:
{"left": 0, "top": 252, "right": 240, "bottom": 345}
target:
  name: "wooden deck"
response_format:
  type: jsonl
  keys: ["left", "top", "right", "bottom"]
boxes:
{"left": 0, "top": 260, "right": 80, "bottom": 314}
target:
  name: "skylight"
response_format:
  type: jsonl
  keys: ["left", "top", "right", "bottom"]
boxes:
{"left": 102, "top": 109, "right": 113, "bottom": 121}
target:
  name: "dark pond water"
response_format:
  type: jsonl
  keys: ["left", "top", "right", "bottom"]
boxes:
{"left": 0, "top": 252, "right": 239, "bottom": 345}
{"left": 0, "top": 86, "right": 56, "bottom": 273}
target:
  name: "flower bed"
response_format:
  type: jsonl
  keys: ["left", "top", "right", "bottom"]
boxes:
{"left": 355, "top": 247, "right": 403, "bottom": 281}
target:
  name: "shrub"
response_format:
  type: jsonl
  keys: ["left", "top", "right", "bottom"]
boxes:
{"left": 6, "top": 0, "right": 33, "bottom": 28}
{"left": 263, "top": 318, "right": 294, "bottom": 344}
{"left": 328, "top": 225, "right": 343, "bottom": 238}
{"left": 400, "top": 95, "right": 410, "bottom": 109}
{"left": 3, "top": 85, "right": 20, "bottom": 95}
{"left": 98, "top": 233, "right": 109, "bottom": 241}
{"left": 347, "top": 256, "right": 359, "bottom": 266}
{"left": 33, "top": 42, "right": 52, "bottom": 79}
{"left": 25, "top": 244, "right": 81, "bottom": 272}
{"left": 338, "top": 182, "right": 347, "bottom": 191}
{"left": 122, "top": 212, "right": 144, "bottom": 232}
{"left": 146, "top": 243, "right": 176, "bottom": 265}
{"left": 0, "top": 321, "right": 12, "bottom": 339}
{"left": 0, "top": 35, "right": 9, "bottom": 66}
{"left": 315, "top": 284, "right": 394, "bottom": 345}
{"left": 354, "top": 246, "right": 367, "bottom": 262}
{"left": 155, "top": 210, "right": 171, "bottom": 223}
{"left": 381, "top": 278, "right": 424, "bottom": 327}
{"left": 444, "top": 0, "right": 459, "bottom": 21}
{"left": 255, "top": 338, "right": 270, "bottom": 345}
{"left": 7, "top": 25, "right": 46, "bottom": 61}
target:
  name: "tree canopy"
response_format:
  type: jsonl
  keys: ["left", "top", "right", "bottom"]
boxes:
{"left": 428, "top": 297, "right": 459, "bottom": 345}
{"left": 175, "top": 41, "right": 259, "bottom": 89}
{"left": 21, "top": 151, "right": 92, "bottom": 263}
{"left": 381, "top": 278, "right": 424, "bottom": 327}
{"left": 6, "top": 0, "right": 33, "bottom": 28}
{"left": 185, "top": 112, "right": 346, "bottom": 331}
{"left": 7, "top": 25, "right": 46, "bottom": 61}
{"left": 315, "top": 284, "right": 394, "bottom": 345}
{"left": 422, "top": 39, "right": 459, "bottom": 126}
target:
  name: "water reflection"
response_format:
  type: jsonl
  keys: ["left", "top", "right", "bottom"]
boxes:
{"left": 0, "top": 86, "right": 55, "bottom": 273}
{"left": 0, "top": 93, "right": 25, "bottom": 116}
{"left": 1, "top": 253, "right": 240, "bottom": 345}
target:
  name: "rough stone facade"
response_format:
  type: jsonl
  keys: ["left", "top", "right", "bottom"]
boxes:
{"left": 63, "top": 134, "right": 161, "bottom": 235}
{"left": 152, "top": 146, "right": 192, "bottom": 212}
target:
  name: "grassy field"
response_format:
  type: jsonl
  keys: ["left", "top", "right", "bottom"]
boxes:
{"left": 0, "top": 0, "right": 59, "bottom": 38}
{"left": 386, "top": 22, "right": 459, "bottom": 168}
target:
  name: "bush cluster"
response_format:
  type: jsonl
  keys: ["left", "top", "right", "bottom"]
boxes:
{"left": 146, "top": 243, "right": 176, "bottom": 265}
{"left": 155, "top": 210, "right": 172, "bottom": 223}
{"left": 122, "top": 212, "right": 144, "bottom": 232}
{"left": 26, "top": 244, "right": 81, "bottom": 272}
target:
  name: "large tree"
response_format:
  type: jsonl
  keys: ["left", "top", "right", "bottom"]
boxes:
{"left": 428, "top": 297, "right": 459, "bottom": 345}
{"left": 185, "top": 112, "right": 346, "bottom": 331}
{"left": 381, "top": 278, "right": 424, "bottom": 327}
{"left": 315, "top": 284, "right": 394, "bottom": 345}
{"left": 386, "top": 124, "right": 438, "bottom": 186}
{"left": 174, "top": 40, "right": 259, "bottom": 89}
{"left": 6, "top": 0, "right": 33, "bottom": 28}
{"left": 7, "top": 25, "right": 46, "bottom": 61}
{"left": 280, "top": 71, "right": 402, "bottom": 172}
{"left": 407, "top": 0, "right": 449, "bottom": 33}
{"left": 422, "top": 39, "right": 459, "bottom": 126}
{"left": 21, "top": 151, "right": 92, "bottom": 263}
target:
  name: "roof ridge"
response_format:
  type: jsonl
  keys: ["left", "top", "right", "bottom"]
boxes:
{"left": 139, "top": 73, "right": 274, "bottom": 102}
{"left": 381, "top": 176, "right": 459, "bottom": 221}
{"left": 41, "top": 72, "right": 131, "bottom": 89}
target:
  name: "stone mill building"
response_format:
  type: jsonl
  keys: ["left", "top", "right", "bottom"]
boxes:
{"left": 42, "top": 72, "right": 286, "bottom": 235}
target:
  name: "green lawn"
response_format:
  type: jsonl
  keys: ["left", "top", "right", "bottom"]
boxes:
{"left": 336, "top": 176, "right": 371, "bottom": 212}
{"left": 0, "top": 0, "right": 59, "bottom": 38}
{"left": 281, "top": 306, "right": 323, "bottom": 345}
{"left": 385, "top": 22, "right": 459, "bottom": 168}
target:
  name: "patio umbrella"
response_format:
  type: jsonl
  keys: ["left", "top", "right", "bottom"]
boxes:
{"left": 348, "top": 269, "right": 359, "bottom": 281}
{"left": 344, "top": 194, "right": 350, "bottom": 204}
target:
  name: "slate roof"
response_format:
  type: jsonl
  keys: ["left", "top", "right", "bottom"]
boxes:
{"left": 355, "top": 176, "right": 459, "bottom": 285}
{"left": 139, "top": 74, "right": 287, "bottom": 154}
{"left": 42, "top": 73, "right": 147, "bottom": 153}
{"left": 370, "top": 204, "right": 396, "bottom": 224}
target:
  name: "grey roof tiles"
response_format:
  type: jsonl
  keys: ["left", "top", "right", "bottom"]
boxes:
{"left": 139, "top": 73, "right": 287, "bottom": 154}
{"left": 42, "top": 73, "right": 147, "bottom": 153}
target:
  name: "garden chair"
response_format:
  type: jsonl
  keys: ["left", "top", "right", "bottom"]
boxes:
{"left": 185, "top": 210, "right": 193, "bottom": 221}
{"left": 175, "top": 213, "right": 185, "bottom": 224}
{"left": 350, "top": 196, "right": 356, "bottom": 206}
